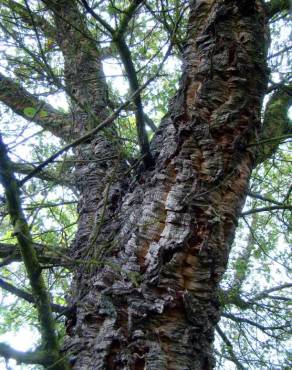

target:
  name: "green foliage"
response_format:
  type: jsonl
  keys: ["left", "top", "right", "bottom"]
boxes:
{"left": 23, "top": 107, "right": 48, "bottom": 118}
{"left": 0, "top": 0, "right": 291, "bottom": 369}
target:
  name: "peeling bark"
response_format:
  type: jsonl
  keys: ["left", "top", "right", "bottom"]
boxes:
{"left": 64, "top": 1, "right": 269, "bottom": 369}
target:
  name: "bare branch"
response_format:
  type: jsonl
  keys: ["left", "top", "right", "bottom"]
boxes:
{"left": 143, "top": 1, "right": 185, "bottom": 55}
{"left": 221, "top": 282, "right": 292, "bottom": 311}
{"left": 114, "top": 36, "right": 154, "bottom": 168}
{"left": 222, "top": 313, "right": 289, "bottom": 333}
{"left": 81, "top": 0, "right": 154, "bottom": 168}
{"left": 249, "top": 283, "right": 292, "bottom": 303}
{"left": 11, "top": 161, "right": 74, "bottom": 188}
{"left": 19, "top": 59, "right": 171, "bottom": 186}
{"left": 80, "top": 0, "right": 115, "bottom": 35}
{"left": 0, "top": 242, "right": 70, "bottom": 268}
{"left": 228, "top": 214, "right": 257, "bottom": 293}
{"left": 247, "top": 191, "right": 283, "bottom": 206}
{"left": 241, "top": 204, "right": 292, "bottom": 216}
{"left": 144, "top": 113, "right": 157, "bottom": 133}
{"left": 0, "top": 343, "right": 48, "bottom": 366}
{"left": 0, "top": 277, "right": 68, "bottom": 315}
{"left": 216, "top": 325, "right": 245, "bottom": 370}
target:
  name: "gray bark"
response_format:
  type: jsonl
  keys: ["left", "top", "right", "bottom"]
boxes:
{"left": 61, "top": 1, "right": 269, "bottom": 369}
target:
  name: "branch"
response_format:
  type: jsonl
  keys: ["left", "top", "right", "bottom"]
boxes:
{"left": 254, "top": 84, "right": 292, "bottom": 165}
{"left": 0, "top": 242, "right": 70, "bottom": 268}
{"left": 116, "top": 0, "right": 143, "bottom": 36}
{"left": 144, "top": 113, "right": 157, "bottom": 132}
{"left": 222, "top": 313, "right": 288, "bottom": 332}
{"left": 81, "top": 0, "right": 154, "bottom": 168}
{"left": 0, "top": 343, "right": 48, "bottom": 366}
{"left": 249, "top": 283, "right": 292, "bottom": 303}
{"left": 0, "top": 134, "right": 69, "bottom": 369}
{"left": 227, "top": 214, "right": 257, "bottom": 293}
{"left": 11, "top": 161, "right": 74, "bottom": 188}
{"left": 40, "top": 0, "right": 120, "bottom": 140}
{"left": 241, "top": 204, "right": 292, "bottom": 216}
{"left": 0, "top": 277, "right": 68, "bottom": 315}
{"left": 0, "top": 73, "right": 70, "bottom": 139}
{"left": 143, "top": 1, "right": 185, "bottom": 56}
{"left": 219, "top": 289, "right": 250, "bottom": 310}
{"left": 18, "top": 59, "right": 171, "bottom": 186}
{"left": 3, "top": 0, "right": 56, "bottom": 38}
{"left": 221, "top": 283, "right": 292, "bottom": 310}
{"left": 216, "top": 325, "right": 245, "bottom": 370}
{"left": 266, "top": 0, "right": 291, "bottom": 19}
{"left": 80, "top": 0, "right": 115, "bottom": 34}
{"left": 247, "top": 191, "right": 283, "bottom": 206}
{"left": 114, "top": 36, "right": 154, "bottom": 168}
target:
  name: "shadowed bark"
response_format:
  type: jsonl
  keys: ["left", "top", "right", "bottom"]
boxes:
{"left": 2, "top": 0, "right": 289, "bottom": 368}
{"left": 63, "top": 1, "right": 269, "bottom": 369}
{"left": 40, "top": 0, "right": 128, "bottom": 271}
{"left": 266, "top": 0, "right": 291, "bottom": 18}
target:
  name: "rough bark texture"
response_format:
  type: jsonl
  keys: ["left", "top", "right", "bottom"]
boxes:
{"left": 42, "top": 0, "right": 127, "bottom": 264}
{"left": 62, "top": 1, "right": 269, "bottom": 369}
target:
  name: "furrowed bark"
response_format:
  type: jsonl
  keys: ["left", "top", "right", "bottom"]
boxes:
{"left": 40, "top": 0, "right": 127, "bottom": 253}
{"left": 65, "top": 1, "right": 269, "bottom": 369}
{"left": 81, "top": 0, "right": 154, "bottom": 168}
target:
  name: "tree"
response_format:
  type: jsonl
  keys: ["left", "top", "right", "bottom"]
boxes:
{"left": 0, "top": 0, "right": 291, "bottom": 369}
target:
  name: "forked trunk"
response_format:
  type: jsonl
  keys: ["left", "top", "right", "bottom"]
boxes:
{"left": 65, "top": 1, "right": 269, "bottom": 369}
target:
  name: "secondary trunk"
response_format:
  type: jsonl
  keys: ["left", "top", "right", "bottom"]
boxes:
{"left": 63, "top": 1, "right": 269, "bottom": 369}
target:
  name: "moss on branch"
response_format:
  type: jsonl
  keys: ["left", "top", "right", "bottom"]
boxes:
{"left": 0, "top": 73, "right": 70, "bottom": 139}
{"left": 255, "top": 84, "right": 291, "bottom": 164}
{"left": 0, "top": 343, "right": 50, "bottom": 366}
{"left": 0, "top": 134, "right": 69, "bottom": 369}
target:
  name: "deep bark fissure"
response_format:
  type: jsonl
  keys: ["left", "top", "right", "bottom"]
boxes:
{"left": 2, "top": 0, "right": 292, "bottom": 368}
{"left": 62, "top": 1, "right": 269, "bottom": 369}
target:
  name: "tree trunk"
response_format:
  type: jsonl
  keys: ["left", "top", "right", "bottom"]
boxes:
{"left": 63, "top": 1, "right": 269, "bottom": 369}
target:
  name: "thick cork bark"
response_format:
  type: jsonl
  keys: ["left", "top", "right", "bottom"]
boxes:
{"left": 64, "top": 1, "right": 269, "bottom": 369}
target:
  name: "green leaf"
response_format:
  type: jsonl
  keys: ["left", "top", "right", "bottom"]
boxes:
{"left": 39, "top": 110, "right": 48, "bottom": 118}
{"left": 23, "top": 107, "right": 48, "bottom": 118}
{"left": 23, "top": 107, "right": 37, "bottom": 118}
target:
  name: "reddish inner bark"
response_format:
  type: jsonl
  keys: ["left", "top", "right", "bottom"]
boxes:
{"left": 64, "top": 1, "right": 269, "bottom": 369}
